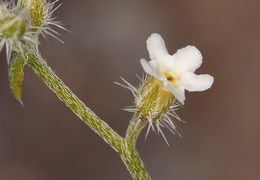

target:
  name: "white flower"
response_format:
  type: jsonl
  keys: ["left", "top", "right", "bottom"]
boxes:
{"left": 140, "top": 33, "right": 214, "bottom": 104}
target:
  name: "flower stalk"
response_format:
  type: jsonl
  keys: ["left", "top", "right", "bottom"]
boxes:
{"left": 122, "top": 114, "right": 150, "bottom": 180}
{"left": 25, "top": 45, "right": 123, "bottom": 152}
{"left": 22, "top": 44, "right": 151, "bottom": 179}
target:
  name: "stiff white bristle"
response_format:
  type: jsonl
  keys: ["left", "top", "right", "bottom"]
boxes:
{"left": 40, "top": 0, "right": 70, "bottom": 43}
{"left": 114, "top": 76, "right": 138, "bottom": 99}
{"left": 143, "top": 102, "right": 182, "bottom": 145}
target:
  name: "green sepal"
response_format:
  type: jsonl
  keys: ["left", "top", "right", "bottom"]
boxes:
{"left": 8, "top": 55, "right": 26, "bottom": 105}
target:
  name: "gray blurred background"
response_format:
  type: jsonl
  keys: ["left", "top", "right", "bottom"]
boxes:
{"left": 0, "top": 0, "right": 260, "bottom": 179}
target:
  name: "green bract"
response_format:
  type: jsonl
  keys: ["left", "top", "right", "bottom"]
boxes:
{"left": 8, "top": 53, "right": 26, "bottom": 104}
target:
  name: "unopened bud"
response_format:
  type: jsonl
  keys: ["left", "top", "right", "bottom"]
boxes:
{"left": 18, "top": 0, "right": 47, "bottom": 28}
{"left": 0, "top": 15, "right": 26, "bottom": 39}
{"left": 0, "top": 6, "right": 30, "bottom": 62}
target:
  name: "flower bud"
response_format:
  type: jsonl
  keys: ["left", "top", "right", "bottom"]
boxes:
{"left": 18, "top": 0, "right": 47, "bottom": 28}
{"left": 18, "top": 0, "right": 65, "bottom": 42}
{"left": 0, "top": 4, "right": 30, "bottom": 62}
{"left": 0, "top": 15, "right": 26, "bottom": 39}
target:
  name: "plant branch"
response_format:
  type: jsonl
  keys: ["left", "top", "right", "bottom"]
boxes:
{"left": 23, "top": 44, "right": 150, "bottom": 179}
{"left": 120, "top": 114, "right": 151, "bottom": 180}
{"left": 25, "top": 45, "right": 122, "bottom": 152}
{"left": 125, "top": 114, "right": 147, "bottom": 149}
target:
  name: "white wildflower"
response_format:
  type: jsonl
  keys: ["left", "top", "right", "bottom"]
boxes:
{"left": 140, "top": 33, "right": 214, "bottom": 104}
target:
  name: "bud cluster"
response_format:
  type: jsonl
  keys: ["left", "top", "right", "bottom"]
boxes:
{"left": 0, "top": 0, "right": 64, "bottom": 63}
{"left": 0, "top": 0, "right": 65, "bottom": 104}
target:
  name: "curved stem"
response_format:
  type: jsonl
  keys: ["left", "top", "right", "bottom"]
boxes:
{"left": 120, "top": 142, "right": 151, "bottom": 180}
{"left": 125, "top": 114, "right": 147, "bottom": 149}
{"left": 120, "top": 114, "right": 151, "bottom": 180}
{"left": 26, "top": 46, "right": 122, "bottom": 152}
{"left": 23, "top": 44, "right": 150, "bottom": 179}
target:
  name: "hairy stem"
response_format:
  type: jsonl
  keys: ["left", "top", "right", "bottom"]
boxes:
{"left": 121, "top": 114, "right": 150, "bottom": 180}
{"left": 24, "top": 45, "right": 150, "bottom": 179}
{"left": 125, "top": 114, "right": 147, "bottom": 149}
{"left": 26, "top": 47, "right": 122, "bottom": 152}
{"left": 120, "top": 142, "right": 151, "bottom": 180}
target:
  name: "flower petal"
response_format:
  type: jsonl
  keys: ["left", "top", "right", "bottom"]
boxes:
{"left": 181, "top": 72, "right": 214, "bottom": 92}
{"left": 140, "top": 58, "right": 161, "bottom": 79}
{"left": 172, "top": 45, "right": 202, "bottom": 74}
{"left": 163, "top": 81, "right": 185, "bottom": 104}
{"left": 146, "top": 33, "right": 169, "bottom": 60}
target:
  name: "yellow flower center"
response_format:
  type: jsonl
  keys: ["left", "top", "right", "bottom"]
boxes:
{"left": 160, "top": 69, "right": 180, "bottom": 87}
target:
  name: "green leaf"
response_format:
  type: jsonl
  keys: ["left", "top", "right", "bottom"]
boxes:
{"left": 8, "top": 55, "right": 26, "bottom": 105}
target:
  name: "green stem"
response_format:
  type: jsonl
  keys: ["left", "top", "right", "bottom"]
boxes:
{"left": 125, "top": 114, "right": 147, "bottom": 149}
{"left": 24, "top": 45, "right": 150, "bottom": 179}
{"left": 120, "top": 143, "right": 151, "bottom": 180}
{"left": 26, "top": 47, "right": 122, "bottom": 152}
{"left": 121, "top": 114, "right": 151, "bottom": 180}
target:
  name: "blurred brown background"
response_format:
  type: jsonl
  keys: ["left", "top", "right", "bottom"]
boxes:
{"left": 0, "top": 0, "right": 260, "bottom": 179}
